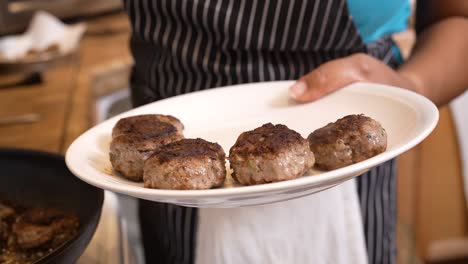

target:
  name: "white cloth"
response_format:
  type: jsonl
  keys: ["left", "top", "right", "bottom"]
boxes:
{"left": 450, "top": 90, "right": 468, "bottom": 208}
{"left": 196, "top": 179, "right": 368, "bottom": 264}
{"left": 0, "top": 11, "right": 85, "bottom": 61}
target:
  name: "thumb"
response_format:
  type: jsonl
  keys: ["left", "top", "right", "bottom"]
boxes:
{"left": 289, "top": 79, "right": 328, "bottom": 103}
{"left": 289, "top": 75, "right": 338, "bottom": 103}
{"left": 289, "top": 58, "right": 363, "bottom": 103}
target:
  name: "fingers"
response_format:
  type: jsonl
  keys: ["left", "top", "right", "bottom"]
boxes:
{"left": 290, "top": 66, "right": 350, "bottom": 103}
{"left": 289, "top": 54, "right": 367, "bottom": 103}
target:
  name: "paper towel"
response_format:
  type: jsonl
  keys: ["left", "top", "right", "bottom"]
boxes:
{"left": 0, "top": 11, "right": 86, "bottom": 61}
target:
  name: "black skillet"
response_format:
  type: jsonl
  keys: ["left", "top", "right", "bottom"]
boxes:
{"left": 0, "top": 148, "right": 104, "bottom": 264}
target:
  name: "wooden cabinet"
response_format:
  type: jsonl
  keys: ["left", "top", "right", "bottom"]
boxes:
{"left": 397, "top": 107, "right": 468, "bottom": 263}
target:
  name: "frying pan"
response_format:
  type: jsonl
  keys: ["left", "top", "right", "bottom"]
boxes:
{"left": 0, "top": 148, "right": 104, "bottom": 264}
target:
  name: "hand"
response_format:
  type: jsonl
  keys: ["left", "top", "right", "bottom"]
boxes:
{"left": 289, "top": 53, "right": 423, "bottom": 103}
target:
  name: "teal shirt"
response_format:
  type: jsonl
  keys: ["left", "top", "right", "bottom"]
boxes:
{"left": 347, "top": 0, "right": 411, "bottom": 62}
{"left": 347, "top": 0, "right": 411, "bottom": 43}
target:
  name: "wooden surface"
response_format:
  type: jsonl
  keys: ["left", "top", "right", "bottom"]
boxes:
{"left": 0, "top": 64, "right": 76, "bottom": 152}
{"left": 416, "top": 107, "right": 468, "bottom": 260}
{"left": 396, "top": 107, "right": 468, "bottom": 264}
{"left": 0, "top": 12, "right": 132, "bottom": 154}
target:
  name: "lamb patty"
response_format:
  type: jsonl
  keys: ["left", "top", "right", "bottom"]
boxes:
{"left": 308, "top": 114, "right": 387, "bottom": 170}
{"left": 12, "top": 208, "right": 79, "bottom": 250}
{"left": 0, "top": 200, "right": 79, "bottom": 264}
{"left": 112, "top": 114, "right": 184, "bottom": 138}
{"left": 229, "top": 123, "right": 315, "bottom": 185}
{"left": 143, "top": 138, "right": 226, "bottom": 190}
{"left": 110, "top": 115, "right": 184, "bottom": 181}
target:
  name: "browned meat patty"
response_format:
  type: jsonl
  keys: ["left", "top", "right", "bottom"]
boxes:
{"left": 13, "top": 222, "right": 55, "bottom": 249}
{"left": 112, "top": 114, "right": 184, "bottom": 138}
{"left": 12, "top": 208, "right": 79, "bottom": 250}
{"left": 110, "top": 115, "right": 185, "bottom": 181}
{"left": 143, "top": 138, "right": 226, "bottom": 190}
{"left": 0, "top": 200, "right": 79, "bottom": 263}
{"left": 0, "top": 221, "right": 8, "bottom": 244}
{"left": 110, "top": 121, "right": 184, "bottom": 181}
{"left": 308, "top": 114, "right": 387, "bottom": 170}
{"left": 229, "top": 123, "right": 315, "bottom": 185}
{"left": 0, "top": 203, "right": 14, "bottom": 220}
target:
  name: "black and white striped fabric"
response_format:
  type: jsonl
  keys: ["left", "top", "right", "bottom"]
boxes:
{"left": 123, "top": 1, "right": 399, "bottom": 263}
{"left": 124, "top": 0, "right": 367, "bottom": 104}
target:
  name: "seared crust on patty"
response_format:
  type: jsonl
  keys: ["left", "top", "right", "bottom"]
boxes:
{"left": 109, "top": 115, "right": 185, "bottom": 181}
{"left": 229, "top": 123, "right": 315, "bottom": 185}
{"left": 308, "top": 114, "right": 387, "bottom": 170}
{"left": 154, "top": 138, "right": 225, "bottom": 163}
{"left": 144, "top": 138, "right": 226, "bottom": 190}
{"left": 112, "top": 114, "right": 184, "bottom": 138}
{"left": 230, "top": 123, "right": 307, "bottom": 157}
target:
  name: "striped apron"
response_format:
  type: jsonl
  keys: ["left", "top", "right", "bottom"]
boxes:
{"left": 123, "top": 0, "right": 399, "bottom": 263}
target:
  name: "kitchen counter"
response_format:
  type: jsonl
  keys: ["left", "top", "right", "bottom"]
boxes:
{"left": 0, "top": 12, "right": 132, "bottom": 154}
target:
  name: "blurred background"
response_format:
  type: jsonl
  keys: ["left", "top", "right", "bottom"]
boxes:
{"left": 0, "top": 1, "right": 466, "bottom": 264}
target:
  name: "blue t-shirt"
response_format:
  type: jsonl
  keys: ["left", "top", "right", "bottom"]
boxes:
{"left": 347, "top": 0, "right": 411, "bottom": 43}
{"left": 347, "top": 0, "right": 411, "bottom": 61}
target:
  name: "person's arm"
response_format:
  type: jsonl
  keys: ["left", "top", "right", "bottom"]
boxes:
{"left": 289, "top": 1, "right": 468, "bottom": 107}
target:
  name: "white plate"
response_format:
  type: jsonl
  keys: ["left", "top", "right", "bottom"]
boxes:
{"left": 65, "top": 81, "right": 438, "bottom": 208}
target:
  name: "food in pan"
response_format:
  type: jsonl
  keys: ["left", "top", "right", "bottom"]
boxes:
{"left": 110, "top": 114, "right": 184, "bottom": 181}
{"left": 144, "top": 138, "right": 226, "bottom": 190}
{"left": 308, "top": 114, "right": 387, "bottom": 170}
{"left": 0, "top": 198, "right": 79, "bottom": 264}
{"left": 229, "top": 123, "right": 315, "bottom": 185}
